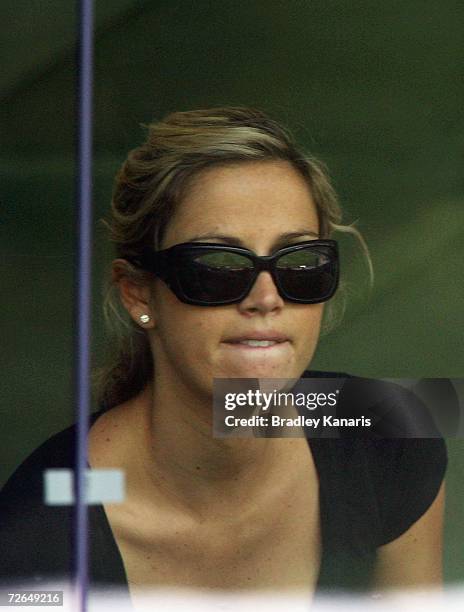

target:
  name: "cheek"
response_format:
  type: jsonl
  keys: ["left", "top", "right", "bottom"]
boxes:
{"left": 309, "top": 305, "right": 324, "bottom": 334}
{"left": 152, "top": 293, "right": 220, "bottom": 365}
{"left": 296, "top": 305, "right": 324, "bottom": 355}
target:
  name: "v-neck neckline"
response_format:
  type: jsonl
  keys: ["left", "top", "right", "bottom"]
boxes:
{"left": 87, "top": 407, "right": 331, "bottom": 594}
{"left": 86, "top": 370, "right": 377, "bottom": 595}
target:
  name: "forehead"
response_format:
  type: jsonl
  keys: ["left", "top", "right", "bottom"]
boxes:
{"left": 163, "top": 160, "right": 319, "bottom": 248}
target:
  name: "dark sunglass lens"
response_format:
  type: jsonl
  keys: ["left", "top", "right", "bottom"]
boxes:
{"left": 177, "top": 251, "right": 254, "bottom": 302}
{"left": 276, "top": 248, "right": 337, "bottom": 301}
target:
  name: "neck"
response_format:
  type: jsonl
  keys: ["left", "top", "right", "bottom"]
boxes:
{"left": 131, "top": 375, "right": 295, "bottom": 518}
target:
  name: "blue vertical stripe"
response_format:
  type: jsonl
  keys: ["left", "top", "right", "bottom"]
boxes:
{"left": 75, "top": 1, "right": 94, "bottom": 611}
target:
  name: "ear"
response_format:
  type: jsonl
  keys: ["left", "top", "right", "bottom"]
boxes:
{"left": 112, "top": 259, "right": 156, "bottom": 329}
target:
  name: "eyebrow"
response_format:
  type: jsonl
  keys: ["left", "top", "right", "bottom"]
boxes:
{"left": 187, "top": 230, "right": 320, "bottom": 250}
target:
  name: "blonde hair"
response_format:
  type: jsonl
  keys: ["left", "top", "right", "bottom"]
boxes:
{"left": 95, "top": 106, "right": 372, "bottom": 409}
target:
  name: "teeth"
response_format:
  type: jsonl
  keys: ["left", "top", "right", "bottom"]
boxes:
{"left": 239, "top": 340, "right": 277, "bottom": 347}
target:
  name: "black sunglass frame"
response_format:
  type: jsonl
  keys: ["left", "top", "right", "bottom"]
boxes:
{"left": 129, "top": 240, "right": 339, "bottom": 306}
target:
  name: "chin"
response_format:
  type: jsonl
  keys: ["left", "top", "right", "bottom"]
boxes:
{"left": 220, "top": 363, "right": 299, "bottom": 381}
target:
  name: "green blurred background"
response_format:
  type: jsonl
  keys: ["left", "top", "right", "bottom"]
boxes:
{"left": 1, "top": 0, "right": 463, "bottom": 583}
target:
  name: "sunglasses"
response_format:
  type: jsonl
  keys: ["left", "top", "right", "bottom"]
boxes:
{"left": 128, "top": 240, "right": 339, "bottom": 306}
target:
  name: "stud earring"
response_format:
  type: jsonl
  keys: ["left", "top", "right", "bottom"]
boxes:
{"left": 139, "top": 314, "right": 151, "bottom": 325}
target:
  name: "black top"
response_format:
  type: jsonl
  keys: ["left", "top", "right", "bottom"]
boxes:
{"left": 0, "top": 371, "right": 448, "bottom": 602}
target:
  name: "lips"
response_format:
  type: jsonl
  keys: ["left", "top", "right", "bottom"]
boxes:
{"left": 237, "top": 339, "right": 279, "bottom": 347}
{"left": 223, "top": 332, "right": 290, "bottom": 347}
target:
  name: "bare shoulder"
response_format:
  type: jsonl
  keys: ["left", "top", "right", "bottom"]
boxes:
{"left": 88, "top": 399, "right": 139, "bottom": 468}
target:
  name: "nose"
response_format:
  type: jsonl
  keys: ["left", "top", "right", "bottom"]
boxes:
{"left": 237, "top": 271, "right": 284, "bottom": 315}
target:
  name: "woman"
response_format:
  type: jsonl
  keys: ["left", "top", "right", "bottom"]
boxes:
{"left": 0, "top": 107, "right": 447, "bottom": 603}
